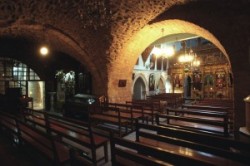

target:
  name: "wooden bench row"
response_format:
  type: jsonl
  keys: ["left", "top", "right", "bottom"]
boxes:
{"left": 20, "top": 109, "right": 109, "bottom": 165}
{"left": 109, "top": 120, "right": 250, "bottom": 165}
{"left": 90, "top": 105, "right": 140, "bottom": 137}
{"left": 181, "top": 103, "right": 234, "bottom": 132}
{"left": 110, "top": 122, "right": 250, "bottom": 165}
{"left": 196, "top": 99, "right": 233, "bottom": 108}
{"left": 110, "top": 134, "right": 212, "bottom": 166}
{"left": 134, "top": 121, "right": 250, "bottom": 165}
{"left": 164, "top": 107, "right": 232, "bottom": 136}
{"left": 167, "top": 107, "right": 229, "bottom": 119}
{"left": 153, "top": 122, "right": 250, "bottom": 154}
{"left": 110, "top": 123, "right": 250, "bottom": 166}
{"left": 126, "top": 100, "right": 161, "bottom": 124}
{"left": 182, "top": 104, "right": 230, "bottom": 112}
{"left": 0, "top": 111, "right": 20, "bottom": 145}
{"left": 0, "top": 111, "right": 70, "bottom": 165}
{"left": 106, "top": 102, "right": 151, "bottom": 123}
{"left": 147, "top": 93, "right": 184, "bottom": 108}
{"left": 73, "top": 102, "right": 159, "bottom": 137}
{"left": 156, "top": 112, "right": 230, "bottom": 137}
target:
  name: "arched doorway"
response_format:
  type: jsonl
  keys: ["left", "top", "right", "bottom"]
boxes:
{"left": 133, "top": 77, "right": 146, "bottom": 100}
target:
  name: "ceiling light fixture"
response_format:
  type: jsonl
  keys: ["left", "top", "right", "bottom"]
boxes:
{"left": 40, "top": 46, "right": 49, "bottom": 56}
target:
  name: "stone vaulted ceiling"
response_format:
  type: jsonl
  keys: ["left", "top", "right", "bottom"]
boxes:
{"left": 0, "top": 0, "right": 250, "bottom": 96}
{"left": 0, "top": 0, "right": 189, "bottom": 93}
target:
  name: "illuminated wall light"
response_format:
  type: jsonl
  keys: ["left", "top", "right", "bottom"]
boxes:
{"left": 39, "top": 46, "right": 49, "bottom": 56}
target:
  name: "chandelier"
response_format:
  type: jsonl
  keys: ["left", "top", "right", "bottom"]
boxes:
{"left": 178, "top": 49, "right": 194, "bottom": 63}
{"left": 151, "top": 28, "right": 175, "bottom": 58}
{"left": 178, "top": 49, "right": 201, "bottom": 72}
{"left": 152, "top": 45, "right": 175, "bottom": 58}
{"left": 77, "top": 0, "right": 112, "bottom": 29}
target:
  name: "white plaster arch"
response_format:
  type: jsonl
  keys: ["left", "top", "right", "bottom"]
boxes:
{"left": 156, "top": 76, "right": 166, "bottom": 94}
{"left": 132, "top": 73, "right": 148, "bottom": 93}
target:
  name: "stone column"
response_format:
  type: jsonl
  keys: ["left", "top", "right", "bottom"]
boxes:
{"left": 240, "top": 95, "right": 250, "bottom": 136}
{"left": 48, "top": 92, "right": 56, "bottom": 112}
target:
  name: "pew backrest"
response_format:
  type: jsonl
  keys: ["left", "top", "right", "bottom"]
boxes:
{"left": 110, "top": 133, "right": 213, "bottom": 166}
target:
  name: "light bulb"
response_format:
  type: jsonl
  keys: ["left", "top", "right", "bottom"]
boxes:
{"left": 40, "top": 46, "right": 49, "bottom": 56}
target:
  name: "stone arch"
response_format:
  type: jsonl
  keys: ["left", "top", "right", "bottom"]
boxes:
{"left": 108, "top": 19, "right": 231, "bottom": 102}
{"left": 0, "top": 24, "right": 105, "bottom": 95}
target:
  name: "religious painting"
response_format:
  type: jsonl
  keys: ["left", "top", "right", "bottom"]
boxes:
{"left": 215, "top": 70, "right": 226, "bottom": 89}
{"left": 149, "top": 74, "right": 155, "bottom": 91}
{"left": 193, "top": 73, "right": 202, "bottom": 91}
{"left": 173, "top": 73, "right": 182, "bottom": 88}
{"left": 204, "top": 74, "right": 214, "bottom": 86}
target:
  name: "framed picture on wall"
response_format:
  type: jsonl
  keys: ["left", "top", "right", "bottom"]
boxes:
{"left": 149, "top": 74, "right": 155, "bottom": 91}
{"left": 204, "top": 74, "right": 214, "bottom": 87}
{"left": 118, "top": 80, "right": 127, "bottom": 87}
{"left": 173, "top": 73, "right": 182, "bottom": 88}
{"left": 215, "top": 70, "right": 226, "bottom": 89}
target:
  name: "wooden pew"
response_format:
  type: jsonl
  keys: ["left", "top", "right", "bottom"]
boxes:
{"left": 17, "top": 120, "right": 70, "bottom": 165}
{"left": 153, "top": 121, "right": 250, "bottom": 156}
{"left": 0, "top": 111, "right": 20, "bottom": 145}
{"left": 110, "top": 133, "right": 213, "bottom": 166}
{"left": 166, "top": 107, "right": 230, "bottom": 127}
{"left": 196, "top": 99, "right": 233, "bottom": 108}
{"left": 167, "top": 107, "right": 228, "bottom": 116}
{"left": 22, "top": 109, "right": 49, "bottom": 133}
{"left": 47, "top": 115, "right": 109, "bottom": 166}
{"left": 69, "top": 148, "right": 93, "bottom": 166}
{"left": 148, "top": 93, "right": 184, "bottom": 108}
{"left": 156, "top": 113, "right": 229, "bottom": 136}
{"left": 181, "top": 103, "right": 234, "bottom": 132}
{"left": 135, "top": 121, "right": 250, "bottom": 165}
{"left": 90, "top": 106, "right": 130, "bottom": 137}
{"left": 126, "top": 100, "right": 160, "bottom": 124}
{"left": 22, "top": 108, "right": 109, "bottom": 165}
{"left": 182, "top": 104, "right": 230, "bottom": 112}
{"left": 106, "top": 102, "right": 145, "bottom": 124}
